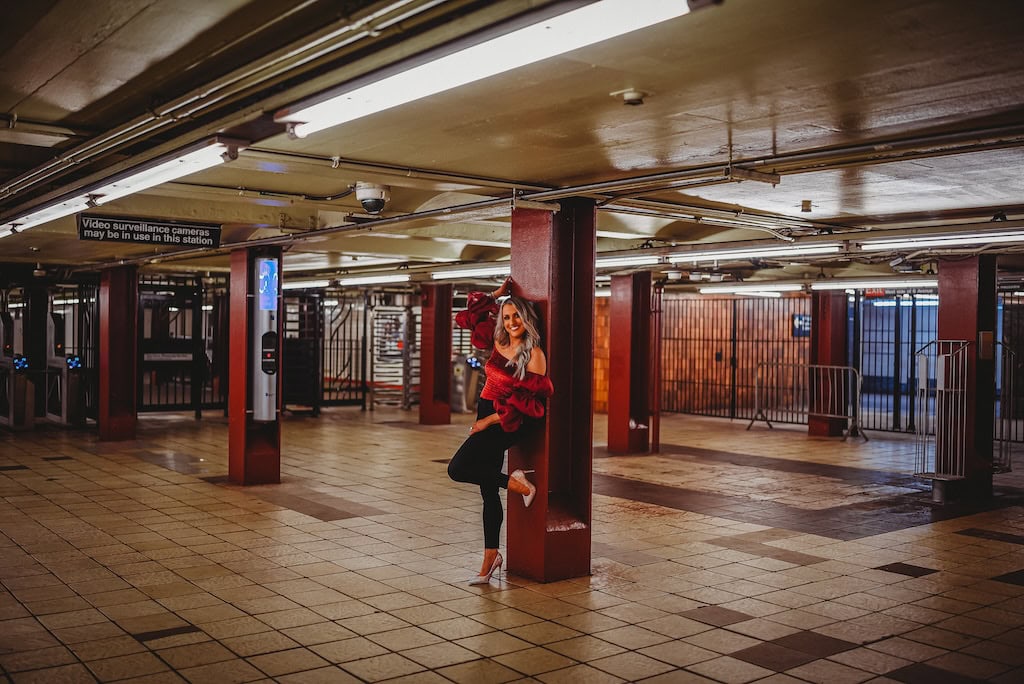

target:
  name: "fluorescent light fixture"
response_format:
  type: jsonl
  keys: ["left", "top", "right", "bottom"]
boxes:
{"left": 0, "top": 137, "right": 245, "bottom": 236}
{"left": 860, "top": 231, "right": 1024, "bottom": 251}
{"left": 872, "top": 299, "right": 939, "bottom": 307}
{"left": 431, "top": 264, "right": 510, "bottom": 280}
{"left": 810, "top": 279, "right": 938, "bottom": 291}
{"left": 201, "top": 305, "right": 214, "bottom": 311}
{"left": 700, "top": 283, "right": 804, "bottom": 294}
{"left": 338, "top": 273, "right": 411, "bottom": 286}
{"left": 91, "top": 144, "right": 234, "bottom": 206}
{"left": 282, "top": 279, "right": 331, "bottom": 290}
{"left": 595, "top": 289, "right": 612, "bottom": 298}
{"left": 596, "top": 275, "right": 612, "bottom": 282}
{"left": 277, "top": 0, "right": 692, "bottom": 137}
{"left": 2, "top": 199, "right": 91, "bottom": 232}
{"left": 596, "top": 255, "right": 661, "bottom": 268}
{"left": 668, "top": 243, "right": 841, "bottom": 263}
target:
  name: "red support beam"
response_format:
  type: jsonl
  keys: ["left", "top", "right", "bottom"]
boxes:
{"left": 938, "top": 256, "right": 996, "bottom": 497}
{"left": 507, "top": 198, "right": 595, "bottom": 583}
{"left": 98, "top": 266, "right": 138, "bottom": 441}
{"left": 809, "top": 291, "right": 848, "bottom": 437}
{"left": 228, "top": 248, "right": 281, "bottom": 485}
{"left": 419, "top": 283, "right": 452, "bottom": 425}
{"left": 608, "top": 272, "right": 652, "bottom": 453}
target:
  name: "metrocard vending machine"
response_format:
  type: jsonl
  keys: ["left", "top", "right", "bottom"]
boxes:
{"left": 252, "top": 257, "right": 279, "bottom": 422}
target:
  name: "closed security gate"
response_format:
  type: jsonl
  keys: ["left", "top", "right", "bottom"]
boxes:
{"left": 853, "top": 292, "right": 938, "bottom": 433}
{"left": 661, "top": 296, "right": 810, "bottom": 420}
{"left": 138, "top": 276, "right": 227, "bottom": 414}
{"left": 283, "top": 294, "right": 323, "bottom": 415}
{"left": 323, "top": 291, "right": 368, "bottom": 407}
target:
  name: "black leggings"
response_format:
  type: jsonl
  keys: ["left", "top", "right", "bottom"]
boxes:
{"left": 447, "top": 399, "right": 520, "bottom": 549}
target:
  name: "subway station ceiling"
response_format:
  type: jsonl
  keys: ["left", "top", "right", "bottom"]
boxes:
{"left": 1, "top": 0, "right": 1023, "bottom": 288}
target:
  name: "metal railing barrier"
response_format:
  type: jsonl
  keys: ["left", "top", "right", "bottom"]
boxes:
{"left": 747, "top": 362, "right": 867, "bottom": 441}
{"left": 914, "top": 340, "right": 970, "bottom": 492}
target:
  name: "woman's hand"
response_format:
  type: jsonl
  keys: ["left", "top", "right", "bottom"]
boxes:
{"left": 469, "top": 415, "right": 497, "bottom": 434}
{"left": 492, "top": 276, "right": 513, "bottom": 299}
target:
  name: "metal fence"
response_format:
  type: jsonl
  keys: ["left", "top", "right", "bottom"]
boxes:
{"left": 747, "top": 362, "right": 866, "bottom": 440}
{"left": 854, "top": 292, "right": 938, "bottom": 433}
{"left": 661, "top": 295, "right": 810, "bottom": 419}
{"left": 323, "top": 291, "right": 369, "bottom": 406}
{"left": 137, "top": 276, "right": 226, "bottom": 415}
{"left": 369, "top": 303, "right": 419, "bottom": 409}
{"left": 914, "top": 340, "right": 971, "bottom": 485}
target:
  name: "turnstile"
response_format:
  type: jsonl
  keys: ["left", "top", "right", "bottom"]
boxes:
{"left": 44, "top": 312, "right": 86, "bottom": 426}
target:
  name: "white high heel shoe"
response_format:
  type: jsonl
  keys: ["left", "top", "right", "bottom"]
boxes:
{"left": 510, "top": 470, "right": 536, "bottom": 508}
{"left": 469, "top": 552, "right": 502, "bottom": 585}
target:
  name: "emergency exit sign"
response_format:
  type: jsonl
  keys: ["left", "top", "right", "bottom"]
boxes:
{"left": 78, "top": 215, "right": 221, "bottom": 247}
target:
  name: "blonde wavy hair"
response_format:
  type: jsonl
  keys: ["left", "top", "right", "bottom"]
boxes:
{"left": 493, "top": 296, "right": 542, "bottom": 380}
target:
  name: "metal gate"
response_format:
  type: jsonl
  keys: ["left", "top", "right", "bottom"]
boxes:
{"left": 283, "top": 294, "right": 323, "bottom": 415}
{"left": 323, "top": 291, "right": 368, "bottom": 407}
{"left": 854, "top": 292, "right": 938, "bottom": 433}
{"left": 661, "top": 295, "right": 810, "bottom": 419}
{"left": 138, "top": 276, "right": 226, "bottom": 414}
{"left": 370, "top": 303, "right": 419, "bottom": 409}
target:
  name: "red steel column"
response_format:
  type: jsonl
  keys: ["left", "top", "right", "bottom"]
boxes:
{"left": 809, "top": 291, "right": 847, "bottom": 437}
{"left": 938, "top": 256, "right": 996, "bottom": 497}
{"left": 507, "top": 198, "right": 594, "bottom": 582}
{"left": 419, "top": 283, "right": 452, "bottom": 425}
{"left": 98, "top": 266, "right": 138, "bottom": 441}
{"left": 608, "top": 272, "right": 651, "bottom": 453}
{"left": 229, "top": 248, "right": 281, "bottom": 485}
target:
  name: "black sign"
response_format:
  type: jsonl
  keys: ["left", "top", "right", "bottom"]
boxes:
{"left": 78, "top": 215, "right": 221, "bottom": 247}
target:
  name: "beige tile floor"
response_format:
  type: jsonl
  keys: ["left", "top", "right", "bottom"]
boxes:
{"left": 1, "top": 409, "right": 1023, "bottom": 683}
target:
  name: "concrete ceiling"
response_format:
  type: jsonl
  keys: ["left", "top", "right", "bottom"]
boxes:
{"left": 1, "top": 0, "right": 1023, "bottom": 287}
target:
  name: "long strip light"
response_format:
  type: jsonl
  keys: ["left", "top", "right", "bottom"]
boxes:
{"left": 0, "top": 138, "right": 244, "bottom": 236}
{"left": 282, "top": 279, "right": 332, "bottom": 290}
{"left": 873, "top": 299, "right": 939, "bottom": 307}
{"left": 596, "top": 255, "right": 661, "bottom": 268}
{"left": 700, "top": 283, "right": 805, "bottom": 294}
{"left": 860, "top": 231, "right": 1024, "bottom": 251}
{"left": 431, "top": 264, "right": 510, "bottom": 280}
{"left": 668, "top": 243, "right": 841, "bottom": 263}
{"left": 810, "top": 279, "right": 938, "bottom": 291}
{"left": 338, "top": 274, "right": 411, "bottom": 286}
{"left": 277, "top": 0, "right": 693, "bottom": 137}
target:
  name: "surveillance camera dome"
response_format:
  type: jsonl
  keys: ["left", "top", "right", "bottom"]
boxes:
{"left": 355, "top": 182, "right": 390, "bottom": 214}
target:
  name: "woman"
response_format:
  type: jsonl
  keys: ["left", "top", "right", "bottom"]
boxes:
{"left": 447, "top": 277, "right": 554, "bottom": 584}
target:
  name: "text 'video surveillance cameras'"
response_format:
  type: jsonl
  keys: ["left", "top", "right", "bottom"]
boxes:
{"left": 355, "top": 182, "right": 390, "bottom": 214}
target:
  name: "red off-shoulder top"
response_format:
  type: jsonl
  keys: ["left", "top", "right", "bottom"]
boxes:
{"left": 455, "top": 292, "right": 554, "bottom": 432}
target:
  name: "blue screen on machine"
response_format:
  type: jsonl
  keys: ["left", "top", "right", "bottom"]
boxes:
{"left": 257, "top": 258, "right": 278, "bottom": 311}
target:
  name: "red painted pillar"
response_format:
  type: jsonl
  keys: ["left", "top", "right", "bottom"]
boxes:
{"left": 507, "top": 198, "right": 594, "bottom": 582}
{"left": 938, "top": 256, "right": 996, "bottom": 497}
{"left": 228, "top": 248, "right": 282, "bottom": 485}
{"left": 608, "top": 272, "right": 651, "bottom": 453}
{"left": 419, "top": 283, "right": 452, "bottom": 425}
{"left": 99, "top": 266, "right": 138, "bottom": 440}
{"left": 809, "top": 291, "right": 847, "bottom": 437}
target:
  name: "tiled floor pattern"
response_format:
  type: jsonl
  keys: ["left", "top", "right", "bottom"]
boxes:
{"left": 0, "top": 410, "right": 1023, "bottom": 683}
